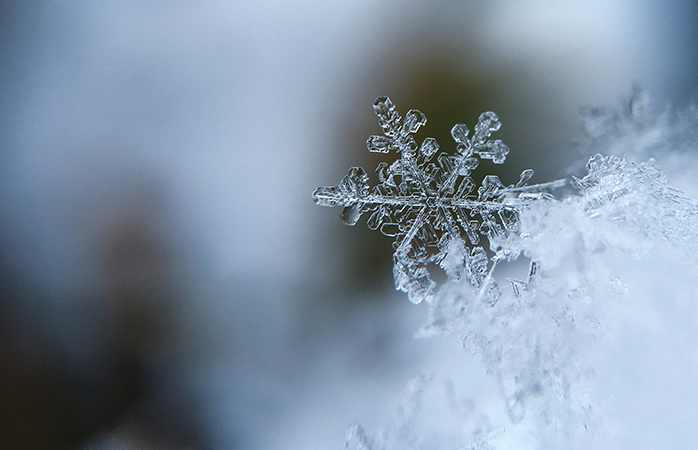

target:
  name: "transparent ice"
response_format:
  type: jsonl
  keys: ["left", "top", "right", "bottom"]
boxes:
{"left": 313, "top": 97, "right": 565, "bottom": 305}
{"left": 315, "top": 94, "right": 698, "bottom": 449}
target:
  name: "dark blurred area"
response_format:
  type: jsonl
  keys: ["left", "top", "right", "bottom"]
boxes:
{"left": 0, "top": 178, "right": 201, "bottom": 448}
{"left": 1, "top": 1, "right": 697, "bottom": 449}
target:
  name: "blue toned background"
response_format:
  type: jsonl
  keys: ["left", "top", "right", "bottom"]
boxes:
{"left": 1, "top": 1, "right": 696, "bottom": 448}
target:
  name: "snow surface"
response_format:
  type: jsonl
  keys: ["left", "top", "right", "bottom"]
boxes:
{"left": 338, "top": 93, "right": 698, "bottom": 449}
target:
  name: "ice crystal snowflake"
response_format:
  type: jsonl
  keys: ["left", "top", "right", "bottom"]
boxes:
{"left": 313, "top": 97, "right": 565, "bottom": 304}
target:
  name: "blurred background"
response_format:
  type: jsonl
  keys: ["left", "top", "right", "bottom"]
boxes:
{"left": 1, "top": 1, "right": 697, "bottom": 448}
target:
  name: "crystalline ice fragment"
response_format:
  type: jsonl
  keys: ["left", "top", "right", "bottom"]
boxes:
{"left": 402, "top": 135, "right": 419, "bottom": 156}
{"left": 475, "top": 140, "right": 509, "bottom": 164}
{"left": 454, "top": 209, "right": 481, "bottom": 245}
{"left": 366, "top": 207, "right": 385, "bottom": 230}
{"left": 342, "top": 167, "right": 370, "bottom": 196}
{"left": 498, "top": 207, "right": 519, "bottom": 231}
{"left": 312, "top": 185, "right": 343, "bottom": 207}
{"left": 341, "top": 203, "right": 363, "bottom": 225}
{"left": 451, "top": 123, "right": 471, "bottom": 145}
{"left": 373, "top": 96, "right": 401, "bottom": 137}
{"left": 458, "top": 157, "right": 479, "bottom": 174}
{"left": 472, "top": 111, "right": 502, "bottom": 145}
{"left": 478, "top": 175, "right": 504, "bottom": 201}
{"left": 366, "top": 135, "right": 392, "bottom": 153}
{"left": 420, "top": 137, "right": 439, "bottom": 159}
{"left": 403, "top": 109, "right": 427, "bottom": 134}
{"left": 516, "top": 169, "right": 535, "bottom": 187}
{"left": 393, "top": 253, "right": 436, "bottom": 305}
{"left": 380, "top": 222, "right": 399, "bottom": 237}
{"left": 455, "top": 177, "right": 476, "bottom": 198}
{"left": 438, "top": 153, "right": 456, "bottom": 173}
{"left": 372, "top": 95, "right": 394, "bottom": 116}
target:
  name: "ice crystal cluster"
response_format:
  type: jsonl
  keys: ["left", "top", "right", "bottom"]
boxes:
{"left": 315, "top": 94, "right": 698, "bottom": 449}
{"left": 313, "top": 97, "right": 564, "bottom": 304}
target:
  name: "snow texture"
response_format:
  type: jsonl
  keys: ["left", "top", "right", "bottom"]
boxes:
{"left": 317, "top": 93, "right": 698, "bottom": 449}
{"left": 313, "top": 97, "right": 565, "bottom": 304}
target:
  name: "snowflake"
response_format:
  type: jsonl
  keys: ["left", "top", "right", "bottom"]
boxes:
{"left": 313, "top": 97, "right": 565, "bottom": 304}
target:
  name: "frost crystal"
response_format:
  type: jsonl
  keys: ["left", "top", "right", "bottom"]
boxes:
{"left": 313, "top": 97, "right": 565, "bottom": 304}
